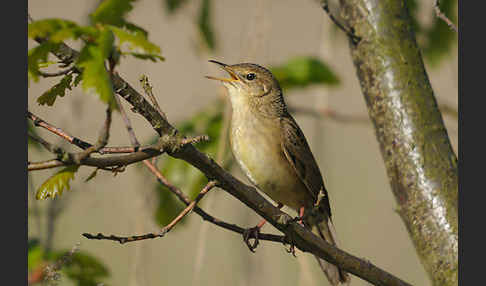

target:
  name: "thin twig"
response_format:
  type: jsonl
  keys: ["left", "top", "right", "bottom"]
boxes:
{"left": 321, "top": 0, "right": 361, "bottom": 45}
{"left": 142, "top": 161, "right": 287, "bottom": 243}
{"left": 44, "top": 243, "right": 80, "bottom": 283}
{"left": 434, "top": 0, "right": 458, "bottom": 32}
{"left": 28, "top": 159, "right": 65, "bottom": 171}
{"left": 180, "top": 135, "right": 210, "bottom": 145}
{"left": 140, "top": 74, "right": 167, "bottom": 120}
{"left": 28, "top": 112, "right": 155, "bottom": 154}
{"left": 38, "top": 66, "right": 74, "bottom": 78}
{"left": 28, "top": 132, "right": 65, "bottom": 156}
{"left": 72, "top": 107, "right": 112, "bottom": 163}
{"left": 113, "top": 93, "right": 140, "bottom": 149}
{"left": 28, "top": 111, "right": 92, "bottom": 150}
{"left": 83, "top": 181, "right": 218, "bottom": 244}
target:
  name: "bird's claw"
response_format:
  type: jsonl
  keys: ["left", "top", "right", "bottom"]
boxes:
{"left": 283, "top": 237, "right": 297, "bottom": 257}
{"left": 243, "top": 226, "right": 260, "bottom": 252}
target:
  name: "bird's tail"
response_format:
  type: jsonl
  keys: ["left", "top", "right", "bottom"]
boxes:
{"left": 310, "top": 217, "right": 350, "bottom": 285}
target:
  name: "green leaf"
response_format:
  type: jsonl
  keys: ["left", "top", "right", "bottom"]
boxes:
{"left": 154, "top": 101, "right": 231, "bottom": 226}
{"left": 165, "top": 0, "right": 189, "bottom": 13}
{"left": 28, "top": 19, "right": 85, "bottom": 42}
{"left": 36, "top": 166, "right": 80, "bottom": 200}
{"left": 28, "top": 239, "right": 44, "bottom": 271}
{"left": 125, "top": 52, "right": 165, "bottom": 62}
{"left": 84, "top": 168, "right": 99, "bottom": 182}
{"left": 270, "top": 56, "right": 340, "bottom": 90}
{"left": 90, "top": 0, "right": 135, "bottom": 26}
{"left": 108, "top": 26, "right": 162, "bottom": 56}
{"left": 28, "top": 42, "right": 59, "bottom": 82}
{"left": 52, "top": 251, "right": 110, "bottom": 286}
{"left": 37, "top": 74, "right": 74, "bottom": 106}
{"left": 73, "top": 73, "right": 83, "bottom": 87}
{"left": 76, "top": 29, "right": 116, "bottom": 108}
{"left": 197, "top": 0, "right": 216, "bottom": 51}
{"left": 120, "top": 20, "right": 148, "bottom": 37}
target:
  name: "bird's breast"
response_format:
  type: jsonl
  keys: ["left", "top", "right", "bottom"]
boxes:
{"left": 229, "top": 110, "right": 308, "bottom": 210}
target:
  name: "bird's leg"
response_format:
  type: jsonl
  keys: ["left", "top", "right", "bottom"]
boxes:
{"left": 298, "top": 206, "right": 305, "bottom": 226}
{"left": 243, "top": 202, "right": 283, "bottom": 252}
{"left": 290, "top": 206, "right": 307, "bottom": 226}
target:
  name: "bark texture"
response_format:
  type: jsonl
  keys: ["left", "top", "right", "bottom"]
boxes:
{"left": 336, "top": 0, "right": 458, "bottom": 285}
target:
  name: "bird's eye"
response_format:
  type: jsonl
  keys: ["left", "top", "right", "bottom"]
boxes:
{"left": 246, "top": 73, "right": 256, "bottom": 80}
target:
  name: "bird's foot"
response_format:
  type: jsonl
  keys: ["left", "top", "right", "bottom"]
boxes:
{"left": 284, "top": 241, "right": 297, "bottom": 257}
{"left": 282, "top": 234, "right": 297, "bottom": 257}
{"left": 243, "top": 226, "right": 261, "bottom": 253}
{"left": 290, "top": 206, "right": 306, "bottom": 226}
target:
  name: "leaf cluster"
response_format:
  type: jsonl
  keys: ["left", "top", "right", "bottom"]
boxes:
{"left": 28, "top": 0, "right": 164, "bottom": 108}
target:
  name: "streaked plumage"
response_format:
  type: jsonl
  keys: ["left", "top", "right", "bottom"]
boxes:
{"left": 207, "top": 61, "right": 349, "bottom": 285}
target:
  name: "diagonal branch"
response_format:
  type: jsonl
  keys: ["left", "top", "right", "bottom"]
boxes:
{"left": 28, "top": 111, "right": 155, "bottom": 154}
{"left": 83, "top": 181, "right": 219, "bottom": 244}
{"left": 28, "top": 111, "right": 92, "bottom": 150}
{"left": 141, "top": 160, "right": 288, "bottom": 244}
{"left": 434, "top": 0, "right": 458, "bottom": 32}
{"left": 32, "top": 34, "right": 413, "bottom": 286}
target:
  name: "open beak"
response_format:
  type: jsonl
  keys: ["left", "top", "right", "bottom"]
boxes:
{"left": 205, "top": 60, "right": 240, "bottom": 83}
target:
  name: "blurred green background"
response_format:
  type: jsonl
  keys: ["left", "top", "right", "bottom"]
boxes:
{"left": 28, "top": 0, "right": 457, "bottom": 285}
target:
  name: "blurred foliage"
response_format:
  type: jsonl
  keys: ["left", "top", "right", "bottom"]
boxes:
{"left": 408, "top": 0, "right": 457, "bottom": 66}
{"left": 164, "top": 0, "right": 189, "bottom": 13}
{"left": 90, "top": 0, "right": 134, "bottom": 26}
{"left": 153, "top": 100, "right": 231, "bottom": 226}
{"left": 270, "top": 56, "right": 340, "bottom": 90}
{"left": 28, "top": 239, "right": 109, "bottom": 286}
{"left": 36, "top": 166, "right": 80, "bottom": 200}
{"left": 55, "top": 251, "right": 110, "bottom": 286}
{"left": 197, "top": 0, "right": 216, "bottom": 51}
{"left": 28, "top": 239, "right": 44, "bottom": 272}
{"left": 161, "top": 0, "right": 217, "bottom": 52}
{"left": 28, "top": 0, "right": 163, "bottom": 109}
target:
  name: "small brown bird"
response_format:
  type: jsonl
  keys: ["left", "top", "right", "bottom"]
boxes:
{"left": 206, "top": 60, "right": 350, "bottom": 285}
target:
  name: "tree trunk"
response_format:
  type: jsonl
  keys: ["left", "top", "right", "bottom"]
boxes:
{"left": 335, "top": 0, "right": 458, "bottom": 285}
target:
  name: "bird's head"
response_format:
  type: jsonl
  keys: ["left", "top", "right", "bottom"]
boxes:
{"left": 206, "top": 60, "right": 286, "bottom": 117}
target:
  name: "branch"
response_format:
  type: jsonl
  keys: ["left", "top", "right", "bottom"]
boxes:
{"left": 321, "top": 0, "right": 361, "bottom": 45}
{"left": 28, "top": 111, "right": 92, "bottom": 150}
{"left": 434, "top": 0, "right": 458, "bottom": 33}
{"left": 141, "top": 160, "right": 287, "bottom": 244}
{"left": 113, "top": 92, "right": 140, "bottom": 149}
{"left": 140, "top": 74, "right": 167, "bottom": 120}
{"left": 33, "top": 35, "right": 413, "bottom": 286}
{"left": 38, "top": 66, "right": 75, "bottom": 78}
{"left": 83, "top": 181, "right": 218, "bottom": 244}
{"left": 28, "top": 111, "right": 156, "bottom": 154}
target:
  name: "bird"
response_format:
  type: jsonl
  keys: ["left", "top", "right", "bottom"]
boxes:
{"left": 206, "top": 60, "right": 350, "bottom": 285}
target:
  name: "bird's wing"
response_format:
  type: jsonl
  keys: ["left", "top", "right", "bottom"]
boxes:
{"left": 280, "top": 115, "right": 332, "bottom": 217}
